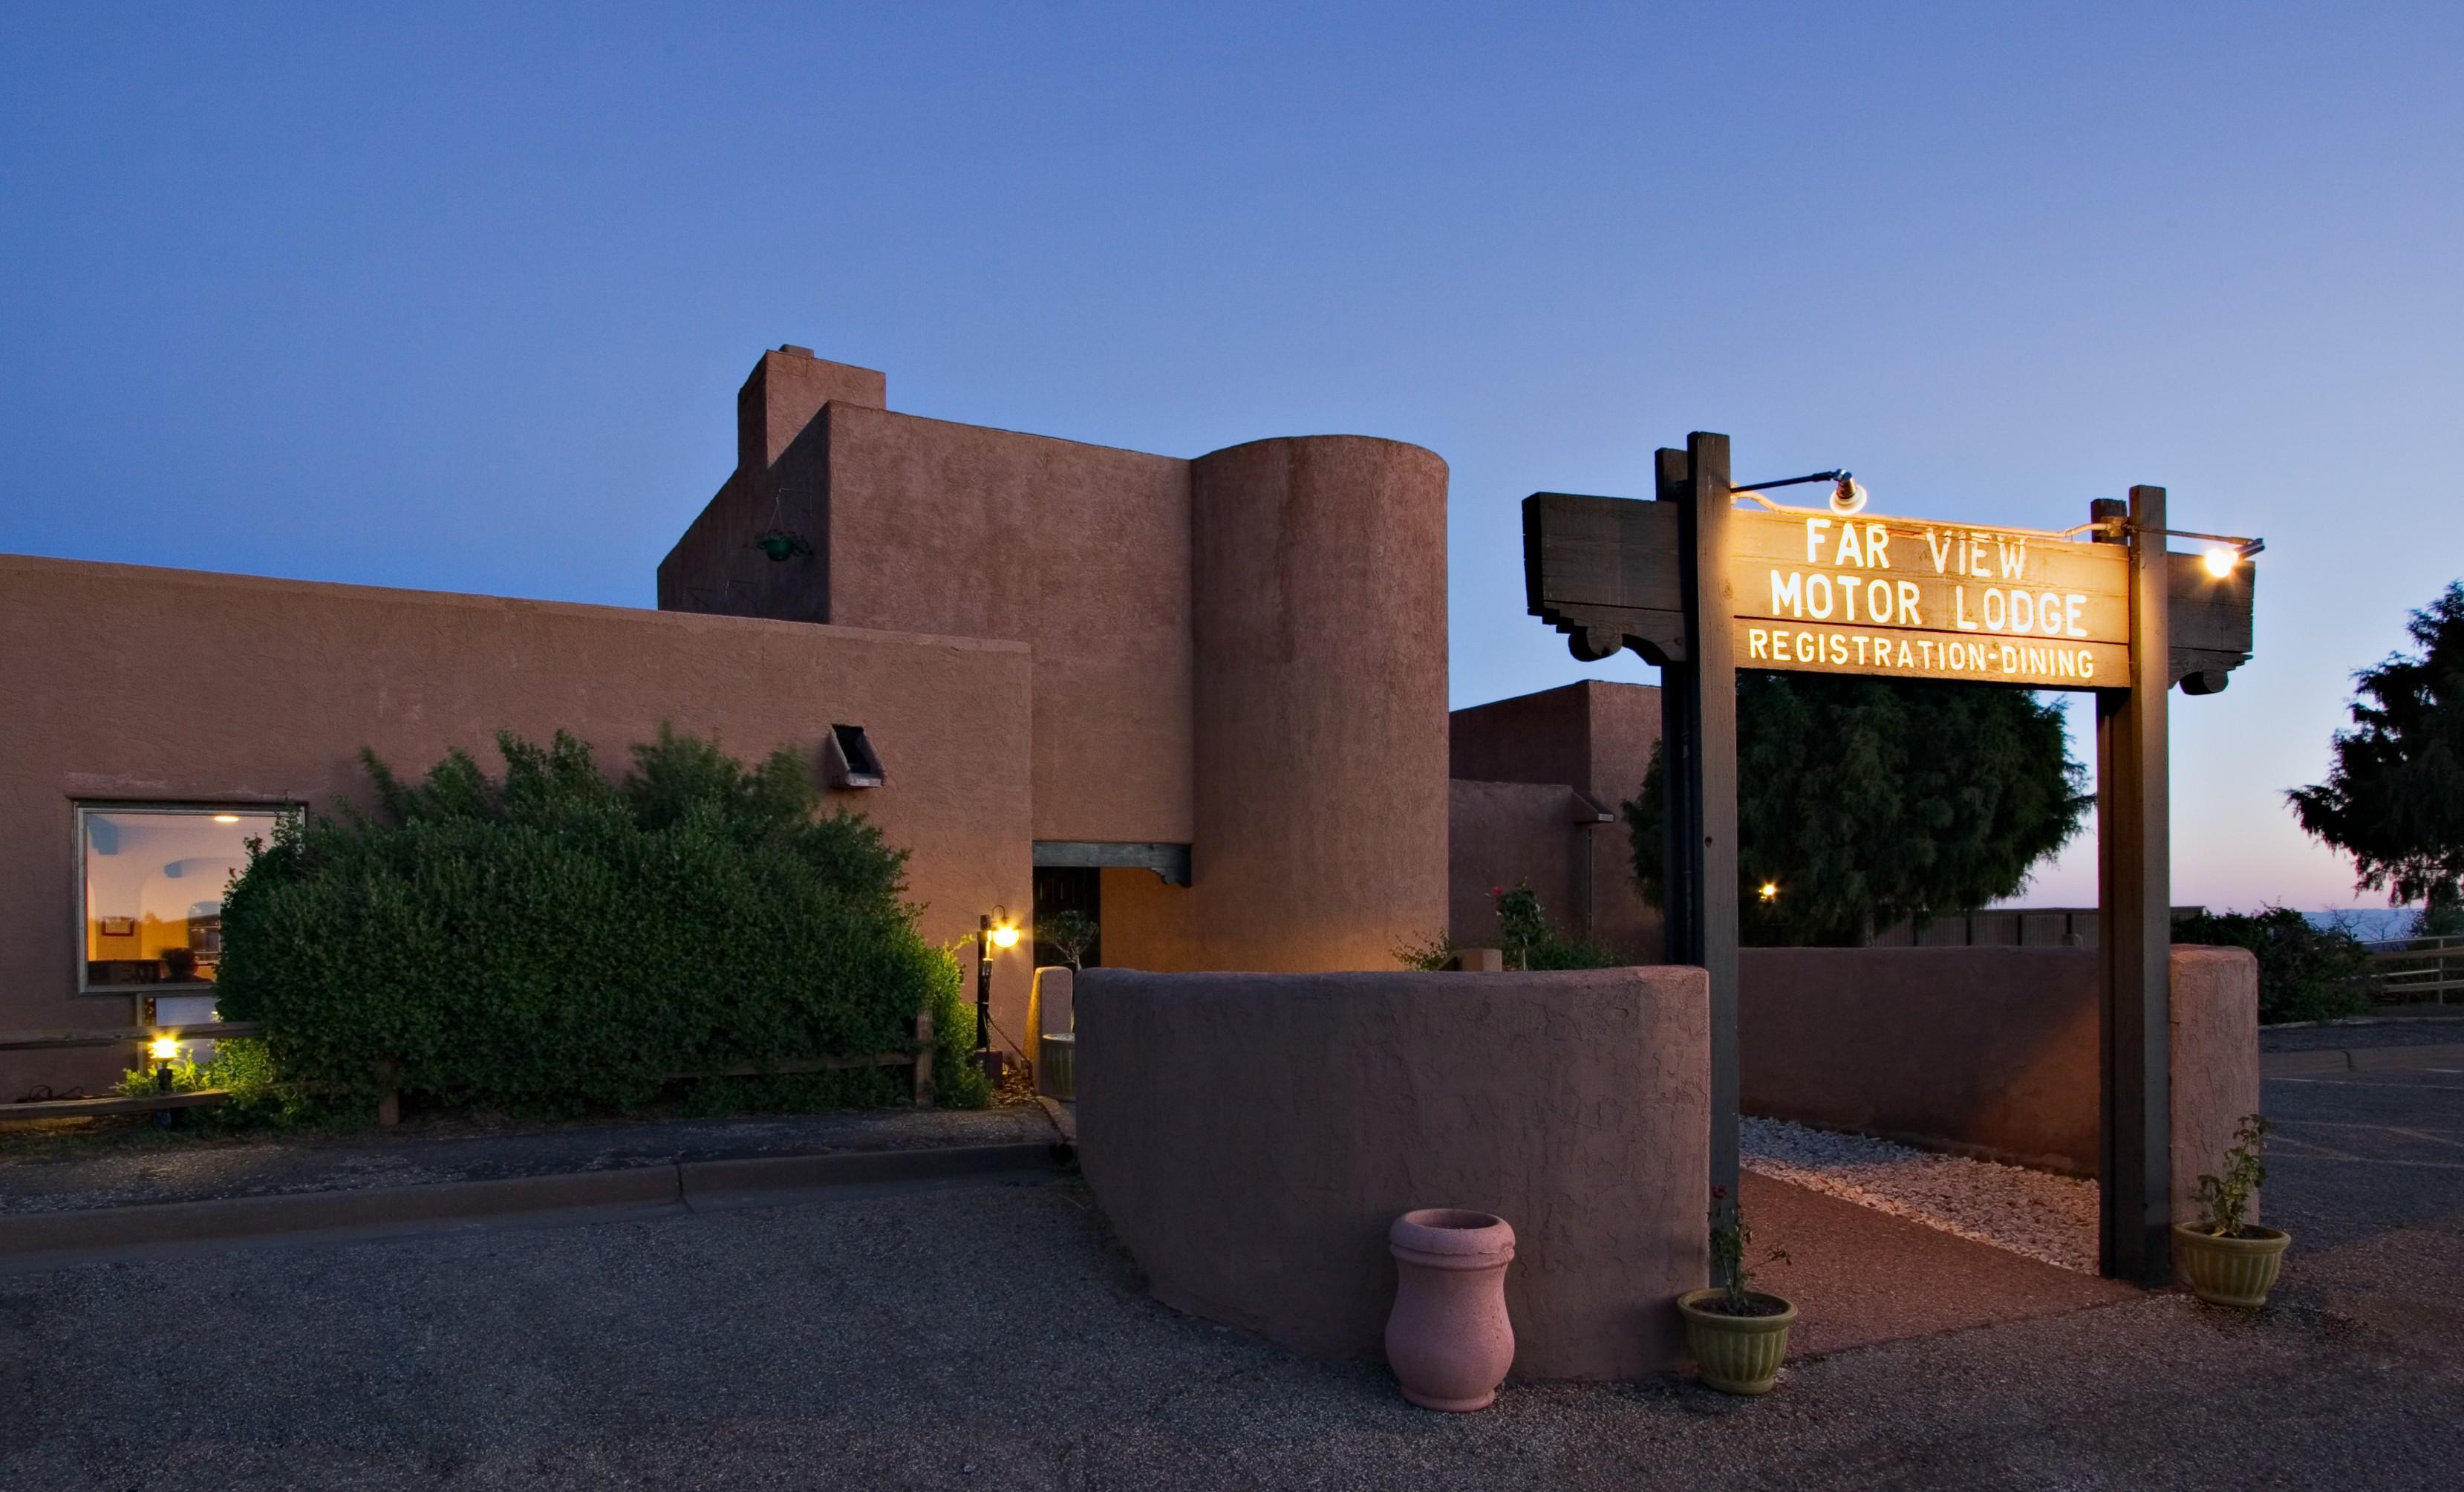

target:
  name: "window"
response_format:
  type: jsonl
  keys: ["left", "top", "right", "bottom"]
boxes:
{"left": 77, "top": 804, "right": 284, "bottom": 994}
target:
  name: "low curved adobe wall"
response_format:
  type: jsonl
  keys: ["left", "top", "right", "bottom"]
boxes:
{"left": 1075, "top": 967, "right": 1709, "bottom": 1381}
{"left": 1741, "top": 945, "right": 2261, "bottom": 1220}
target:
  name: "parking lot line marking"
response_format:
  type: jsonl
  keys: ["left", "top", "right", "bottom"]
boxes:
{"left": 2272, "top": 1078, "right": 2464, "bottom": 1092}
{"left": 2266, "top": 1153, "right": 2464, "bottom": 1170}
{"left": 2274, "top": 1118, "right": 2464, "bottom": 1138}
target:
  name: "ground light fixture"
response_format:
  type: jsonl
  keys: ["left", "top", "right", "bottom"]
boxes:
{"left": 1759, "top": 882, "right": 1779, "bottom": 902}
{"left": 149, "top": 1032, "right": 180, "bottom": 1129}
{"left": 975, "top": 906, "right": 1020, "bottom": 1060}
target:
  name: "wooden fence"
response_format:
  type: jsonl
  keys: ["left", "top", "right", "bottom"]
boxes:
{"left": 2365, "top": 935, "right": 2464, "bottom": 1007}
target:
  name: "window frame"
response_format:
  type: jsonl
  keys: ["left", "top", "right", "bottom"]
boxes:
{"left": 72, "top": 800, "right": 292, "bottom": 997}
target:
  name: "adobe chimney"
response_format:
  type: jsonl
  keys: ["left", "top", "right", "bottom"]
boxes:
{"left": 736, "top": 346, "right": 887, "bottom": 475}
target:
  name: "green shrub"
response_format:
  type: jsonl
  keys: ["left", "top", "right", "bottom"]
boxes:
{"left": 2173, "top": 906, "right": 2375, "bottom": 1025}
{"left": 1391, "top": 930, "right": 1458, "bottom": 971}
{"left": 1493, "top": 882, "right": 1623, "bottom": 971}
{"left": 213, "top": 726, "right": 983, "bottom": 1117}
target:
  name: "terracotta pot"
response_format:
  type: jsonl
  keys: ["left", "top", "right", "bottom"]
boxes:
{"left": 2171, "top": 1222, "right": 2291, "bottom": 1308}
{"left": 1677, "top": 1289, "right": 1797, "bottom": 1395}
{"left": 1385, "top": 1208, "right": 1516, "bottom": 1411}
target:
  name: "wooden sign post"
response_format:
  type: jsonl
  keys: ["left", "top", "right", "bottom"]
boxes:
{"left": 1525, "top": 437, "right": 2255, "bottom": 1284}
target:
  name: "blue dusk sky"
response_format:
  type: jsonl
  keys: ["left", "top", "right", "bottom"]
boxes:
{"left": 4, "top": 4, "right": 2458, "bottom": 914}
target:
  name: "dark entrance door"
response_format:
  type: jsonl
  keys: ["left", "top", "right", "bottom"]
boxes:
{"left": 1031, "top": 866, "right": 1100, "bottom": 971}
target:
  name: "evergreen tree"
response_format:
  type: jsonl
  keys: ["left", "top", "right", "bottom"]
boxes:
{"left": 1625, "top": 674, "right": 2090, "bottom": 945}
{"left": 2290, "top": 582, "right": 2464, "bottom": 922}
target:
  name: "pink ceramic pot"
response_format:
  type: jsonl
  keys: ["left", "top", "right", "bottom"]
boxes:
{"left": 1385, "top": 1208, "right": 1516, "bottom": 1411}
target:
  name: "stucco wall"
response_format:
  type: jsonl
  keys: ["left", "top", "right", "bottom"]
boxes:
{"left": 658, "top": 351, "right": 1195, "bottom": 848}
{"left": 2165, "top": 946, "right": 2264, "bottom": 1229}
{"left": 1174, "top": 437, "right": 1451, "bottom": 971}
{"left": 656, "top": 348, "right": 889, "bottom": 625}
{"left": 659, "top": 355, "right": 1453, "bottom": 978}
{"left": 1739, "top": 945, "right": 2261, "bottom": 1209}
{"left": 1447, "top": 681, "right": 1662, "bottom": 961}
{"left": 0, "top": 553, "right": 1034, "bottom": 1095}
{"left": 1075, "top": 967, "right": 1710, "bottom": 1380}
{"left": 822, "top": 404, "right": 1195, "bottom": 847}
{"left": 1447, "top": 779, "right": 1600, "bottom": 951}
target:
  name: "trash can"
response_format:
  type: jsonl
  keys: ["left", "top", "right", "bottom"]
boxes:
{"left": 1038, "top": 1032, "right": 1075, "bottom": 1101}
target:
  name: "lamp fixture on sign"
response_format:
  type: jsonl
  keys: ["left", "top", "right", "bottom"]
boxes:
{"left": 1732, "top": 470, "right": 1865, "bottom": 516}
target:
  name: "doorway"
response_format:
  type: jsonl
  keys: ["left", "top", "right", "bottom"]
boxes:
{"left": 1031, "top": 866, "right": 1100, "bottom": 971}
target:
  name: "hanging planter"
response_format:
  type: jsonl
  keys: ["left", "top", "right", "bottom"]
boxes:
{"left": 752, "top": 530, "right": 812, "bottom": 562}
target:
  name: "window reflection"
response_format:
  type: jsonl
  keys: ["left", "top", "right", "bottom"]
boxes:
{"left": 80, "top": 807, "right": 281, "bottom": 991}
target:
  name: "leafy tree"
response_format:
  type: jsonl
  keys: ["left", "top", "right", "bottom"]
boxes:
{"left": 1037, "top": 910, "right": 1099, "bottom": 971}
{"left": 1625, "top": 674, "right": 2090, "bottom": 945}
{"left": 2290, "top": 583, "right": 2464, "bottom": 923}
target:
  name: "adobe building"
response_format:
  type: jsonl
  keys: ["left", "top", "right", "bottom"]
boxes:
{"left": 1447, "top": 679, "right": 1665, "bottom": 961}
{"left": 0, "top": 345, "right": 1506, "bottom": 1095}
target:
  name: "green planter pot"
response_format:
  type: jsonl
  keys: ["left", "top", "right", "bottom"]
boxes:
{"left": 2171, "top": 1222, "right": 2290, "bottom": 1309}
{"left": 1676, "top": 1289, "right": 1796, "bottom": 1395}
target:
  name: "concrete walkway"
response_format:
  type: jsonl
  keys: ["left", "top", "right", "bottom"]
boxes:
{"left": 1743, "top": 1173, "right": 2132, "bottom": 1356}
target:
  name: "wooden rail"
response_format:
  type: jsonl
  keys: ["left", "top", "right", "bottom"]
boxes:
{"left": 0, "top": 1021, "right": 265, "bottom": 1052}
{"left": 1, "top": 1012, "right": 936, "bottom": 1126}
{"left": 371, "top": 1010, "right": 939, "bottom": 1124}
{"left": 2367, "top": 935, "right": 2464, "bottom": 1006}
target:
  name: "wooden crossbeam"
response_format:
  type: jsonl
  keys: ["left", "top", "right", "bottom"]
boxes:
{"left": 0, "top": 1089, "right": 231, "bottom": 1122}
{"left": 0, "top": 1022, "right": 266, "bottom": 1052}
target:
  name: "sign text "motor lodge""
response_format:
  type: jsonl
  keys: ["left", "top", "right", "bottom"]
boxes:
{"left": 1728, "top": 508, "right": 2131, "bottom": 688}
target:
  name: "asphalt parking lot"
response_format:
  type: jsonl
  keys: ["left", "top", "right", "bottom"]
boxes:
{"left": 4, "top": 1058, "right": 2459, "bottom": 1490}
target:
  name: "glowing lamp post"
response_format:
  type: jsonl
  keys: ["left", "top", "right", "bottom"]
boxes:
{"left": 977, "top": 906, "right": 1019, "bottom": 1061}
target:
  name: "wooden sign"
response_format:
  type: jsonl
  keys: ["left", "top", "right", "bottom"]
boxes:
{"left": 1525, "top": 490, "right": 2253, "bottom": 692}
{"left": 1729, "top": 507, "right": 2130, "bottom": 688}
{"left": 1521, "top": 437, "right": 2262, "bottom": 1289}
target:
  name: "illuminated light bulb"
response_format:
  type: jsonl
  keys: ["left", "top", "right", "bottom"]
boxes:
{"left": 1829, "top": 476, "right": 1868, "bottom": 516}
{"left": 1759, "top": 882, "right": 1779, "bottom": 902}
{"left": 2203, "top": 547, "right": 2239, "bottom": 578}
{"left": 991, "top": 922, "right": 1020, "bottom": 949}
{"left": 212, "top": 814, "right": 241, "bottom": 824}
{"left": 149, "top": 1035, "right": 180, "bottom": 1062}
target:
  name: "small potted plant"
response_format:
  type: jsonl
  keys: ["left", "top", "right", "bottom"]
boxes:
{"left": 1676, "top": 1185, "right": 1796, "bottom": 1395}
{"left": 2173, "top": 1113, "right": 2290, "bottom": 1308}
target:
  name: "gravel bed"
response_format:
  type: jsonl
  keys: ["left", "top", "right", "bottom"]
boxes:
{"left": 1741, "top": 1116, "right": 2098, "bottom": 1274}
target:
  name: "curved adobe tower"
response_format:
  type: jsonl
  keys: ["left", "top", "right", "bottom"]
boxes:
{"left": 1182, "top": 435, "right": 1450, "bottom": 969}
